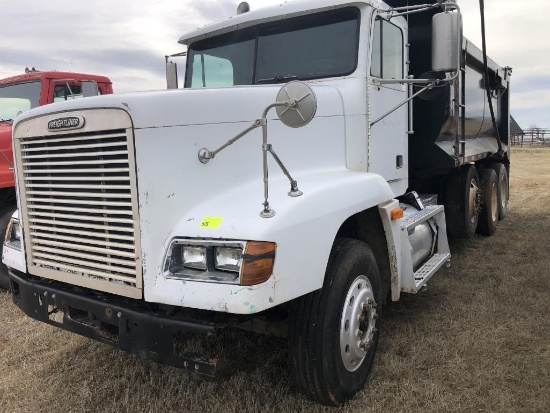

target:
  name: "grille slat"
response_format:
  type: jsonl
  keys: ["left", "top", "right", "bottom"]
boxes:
{"left": 31, "top": 204, "right": 133, "bottom": 216}
{"left": 32, "top": 253, "right": 136, "bottom": 275}
{"left": 29, "top": 218, "right": 134, "bottom": 234}
{"left": 33, "top": 245, "right": 136, "bottom": 266}
{"left": 33, "top": 259, "right": 137, "bottom": 283}
{"left": 26, "top": 183, "right": 131, "bottom": 190}
{"left": 26, "top": 176, "right": 130, "bottom": 182}
{"left": 25, "top": 167, "right": 130, "bottom": 174}
{"left": 17, "top": 122, "right": 142, "bottom": 296}
{"left": 22, "top": 150, "right": 129, "bottom": 160}
{"left": 27, "top": 191, "right": 132, "bottom": 199}
{"left": 30, "top": 233, "right": 136, "bottom": 256}
{"left": 23, "top": 159, "right": 129, "bottom": 167}
{"left": 28, "top": 197, "right": 131, "bottom": 207}
{"left": 23, "top": 141, "right": 127, "bottom": 153}
{"left": 21, "top": 131, "right": 128, "bottom": 146}
{"left": 29, "top": 211, "right": 134, "bottom": 224}
{"left": 30, "top": 225, "right": 135, "bottom": 242}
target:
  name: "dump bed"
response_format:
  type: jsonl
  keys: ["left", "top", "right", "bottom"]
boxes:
{"left": 386, "top": 0, "right": 511, "bottom": 186}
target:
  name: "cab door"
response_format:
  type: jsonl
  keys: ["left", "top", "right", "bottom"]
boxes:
{"left": 368, "top": 16, "right": 408, "bottom": 187}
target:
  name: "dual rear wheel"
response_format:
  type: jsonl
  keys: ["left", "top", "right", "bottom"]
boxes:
{"left": 444, "top": 163, "right": 508, "bottom": 238}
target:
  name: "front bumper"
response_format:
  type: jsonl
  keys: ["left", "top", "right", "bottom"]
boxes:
{"left": 8, "top": 270, "right": 220, "bottom": 375}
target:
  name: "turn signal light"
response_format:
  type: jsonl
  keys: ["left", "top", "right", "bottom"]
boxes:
{"left": 391, "top": 208, "right": 404, "bottom": 220}
{"left": 241, "top": 241, "right": 276, "bottom": 286}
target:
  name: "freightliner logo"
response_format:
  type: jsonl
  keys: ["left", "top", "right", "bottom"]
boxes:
{"left": 47, "top": 116, "right": 85, "bottom": 131}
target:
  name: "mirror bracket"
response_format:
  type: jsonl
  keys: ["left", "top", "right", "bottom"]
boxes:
{"left": 197, "top": 81, "right": 316, "bottom": 218}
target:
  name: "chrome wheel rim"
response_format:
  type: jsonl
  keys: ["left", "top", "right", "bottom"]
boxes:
{"left": 340, "top": 275, "right": 378, "bottom": 372}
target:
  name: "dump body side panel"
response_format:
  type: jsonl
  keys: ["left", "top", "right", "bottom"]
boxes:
{"left": 406, "top": 7, "right": 510, "bottom": 189}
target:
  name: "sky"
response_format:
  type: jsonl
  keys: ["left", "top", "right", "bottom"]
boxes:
{"left": 0, "top": 0, "right": 547, "bottom": 131}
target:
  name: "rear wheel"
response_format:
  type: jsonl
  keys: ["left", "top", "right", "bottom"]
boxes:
{"left": 444, "top": 165, "right": 480, "bottom": 238}
{"left": 477, "top": 168, "right": 498, "bottom": 236}
{"left": 0, "top": 206, "right": 16, "bottom": 290}
{"left": 488, "top": 163, "right": 509, "bottom": 220}
{"left": 288, "top": 238, "right": 382, "bottom": 406}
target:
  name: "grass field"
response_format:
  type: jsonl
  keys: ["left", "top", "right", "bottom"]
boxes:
{"left": 0, "top": 148, "right": 548, "bottom": 413}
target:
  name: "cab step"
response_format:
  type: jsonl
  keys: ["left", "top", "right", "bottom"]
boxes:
{"left": 401, "top": 205, "right": 444, "bottom": 232}
{"left": 398, "top": 201, "right": 451, "bottom": 295}
{"left": 413, "top": 252, "right": 450, "bottom": 291}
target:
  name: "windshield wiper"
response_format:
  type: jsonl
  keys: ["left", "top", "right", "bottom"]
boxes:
{"left": 0, "top": 118, "right": 13, "bottom": 123}
{"left": 256, "top": 75, "right": 298, "bottom": 84}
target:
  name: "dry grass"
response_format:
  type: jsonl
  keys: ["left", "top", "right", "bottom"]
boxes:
{"left": 1, "top": 148, "right": 549, "bottom": 413}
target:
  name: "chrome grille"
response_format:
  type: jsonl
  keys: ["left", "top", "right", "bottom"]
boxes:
{"left": 15, "top": 111, "right": 142, "bottom": 298}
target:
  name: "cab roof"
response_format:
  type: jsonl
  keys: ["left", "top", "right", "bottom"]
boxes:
{"left": 178, "top": 0, "right": 387, "bottom": 46}
{"left": 0, "top": 71, "right": 112, "bottom": 87}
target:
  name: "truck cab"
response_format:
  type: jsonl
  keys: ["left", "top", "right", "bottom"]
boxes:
{"left": 3, "top": 0, "right": 510, "bottom": 406}
{"left": 0, "top": 69, "right": 113, "bottom": 288}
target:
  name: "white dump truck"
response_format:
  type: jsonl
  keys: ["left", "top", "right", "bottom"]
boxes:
{"left": 3, "top": 0, "right": 510, "bottom": 406}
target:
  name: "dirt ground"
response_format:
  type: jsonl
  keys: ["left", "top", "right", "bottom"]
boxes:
{"left": 0, "top": 147, "right": 548, "bottom": 413}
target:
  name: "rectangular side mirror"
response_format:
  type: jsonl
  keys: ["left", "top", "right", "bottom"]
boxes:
{"left": 432, "top": 11, "right": 460, "bottom": 72}
{"left": 82, "top": 81, "right": 99, "bottom": 97}
{"left": 166, "top": 61, "right": 178, "bottom": 89}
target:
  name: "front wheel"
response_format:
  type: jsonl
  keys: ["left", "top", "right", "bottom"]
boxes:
{"left": 288, "top": 238, "right": 382, "bottom": 406}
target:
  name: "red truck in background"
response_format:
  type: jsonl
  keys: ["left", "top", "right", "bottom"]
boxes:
{"left": 0, "top": 69, "right": 113, "bottom": 288}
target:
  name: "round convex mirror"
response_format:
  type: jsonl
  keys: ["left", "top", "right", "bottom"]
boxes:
{"left": 275, "top": 81, "right": 317, "bottom": 128}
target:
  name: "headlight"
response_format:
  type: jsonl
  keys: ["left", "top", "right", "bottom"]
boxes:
{"left": 215, "top": 247, "right": 242, "bottom": 272}
{"left": 182, "top": 246, "right": 207, "bottom": 270}
{"left": 164, "top": 240, "right": 276, "bottom": 285}
{"left": 4, "top": 218, "right": 21, "bottom": 250}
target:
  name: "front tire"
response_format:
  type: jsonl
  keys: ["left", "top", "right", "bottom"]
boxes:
{"left": 288, "top": 238, "right": 382, "bottom": 406}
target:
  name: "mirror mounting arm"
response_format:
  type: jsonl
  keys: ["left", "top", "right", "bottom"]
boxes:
{"left": 265, "top": 144, "right": 302, "bottom": 197}
{"left": 198, "top": 81, "right": 316, "bottom": 219}
{"left": 370, "top": 81, "right": 438, "bottom": 128}
{"left": 198, "top": 100, "right": 296, "bottom": 164}
{"left": 198, "top": 120, "right": 263, "bottom": 164}
{"left": 260, "top": 99, "right": 303, "bottom": 218}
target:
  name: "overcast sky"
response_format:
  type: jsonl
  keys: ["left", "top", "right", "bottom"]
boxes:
{"left": 0, "top": 0, "right": 546, "bottom": 130}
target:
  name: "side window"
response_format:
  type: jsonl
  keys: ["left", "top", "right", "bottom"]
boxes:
{"left": 371, "top": 18, "right": 403, "bottom": 79}
{"left": 53, "top": 84, "right": 84, "bottom": 102}
{"left": 191, "top": 54, "right": 235, "bottom": 88}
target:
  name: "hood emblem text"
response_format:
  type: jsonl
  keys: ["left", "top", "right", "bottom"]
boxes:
{"left": 48, "top": 116, "right": 85, "bottom": 131}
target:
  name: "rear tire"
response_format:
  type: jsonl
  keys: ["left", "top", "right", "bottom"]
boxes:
{"left": 477, "top": 169, "right": 498, "bottom": 236}
{"left": 444, "top": 165, "right": 480, "bottom": 238}
{"left": 488, "top": 163, "right": 509, "bottom": 220}
{"left": 0, "top": 206, "right": 16, "bottom": 290}
{"left": 288, "top": 238, "right": 382, "bottom": 406}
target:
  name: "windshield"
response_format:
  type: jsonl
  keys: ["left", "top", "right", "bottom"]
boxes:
{"left": 0, "top": 81, "right": 40, "bottom": 122}
{"left": 185, "top": 7, "right": 359, "bottom": 88}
